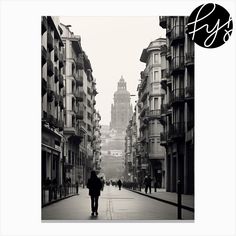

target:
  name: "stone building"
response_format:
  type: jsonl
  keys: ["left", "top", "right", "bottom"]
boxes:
{"left": 60, "top": 23, "right": 84, "bottom": 186}
{"left": 159, "top": 16, "right": 194, "bottom": 194}
{"left": 138, "top": 38, "right": 166, "bottom": 188}
{"left": 41, "top": 16, "right": 65, "bottom": 188}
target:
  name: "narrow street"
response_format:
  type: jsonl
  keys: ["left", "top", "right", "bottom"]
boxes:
{"left": 42, "top": 186, "right": 193, "bottom": 221}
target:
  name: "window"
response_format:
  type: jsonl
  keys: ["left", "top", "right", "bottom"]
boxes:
{"left": 154, "top": 71, "right": 159, "bottom": 82}
{"left": 154, "top": 53, "right": 159, "bottom": 64}
{"left": 154, "top": 98, "right": 158, "bottom": 110}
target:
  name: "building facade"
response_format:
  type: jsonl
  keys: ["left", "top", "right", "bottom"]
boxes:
{"left": 138, "top": 38, "right": 166, "bottom": 188}
{"left": 41, "top": 16, "right": 65, "bottom": 188}
{"left": 41, "top": 18, "right": 100, "bottom": 204}
{"left": 60, "top": 24, "right": 85, "bottom": 186}
{"left": 159, "top": 16, "right": 194, "bottom": 194}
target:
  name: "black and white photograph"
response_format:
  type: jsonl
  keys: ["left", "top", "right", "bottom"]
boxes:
{"left": 41, "top": 16, "right": 194, "bottom": 221}
{"left": 1, "top": 0, "right": 236, "bottom": 236}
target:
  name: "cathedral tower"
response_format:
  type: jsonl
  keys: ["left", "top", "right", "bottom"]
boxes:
{"left": 110, "top": 76, "right": 133, "bottom": 133}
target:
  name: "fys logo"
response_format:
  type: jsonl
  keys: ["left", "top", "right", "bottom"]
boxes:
{"left": 187, "top": 3, "right": 233, "bottom": 48}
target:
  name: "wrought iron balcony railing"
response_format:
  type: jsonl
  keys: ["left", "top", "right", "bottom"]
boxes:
{"left": 47, "top": 32, "right": 54, "bottom": 52}
{"left": 170, "top": 88, "right": 185, "bottom": 104}
{"left": 170, "top": 25, "right": 185, "bottom": 46}
{"left": 170, "top": 56, "right": 185, "bottom": 74}
{"left": 42, "top": 45, "right": 47, "bottom": 66}
{"left": 47, "top": 57, "right": 54, "bottom": 76}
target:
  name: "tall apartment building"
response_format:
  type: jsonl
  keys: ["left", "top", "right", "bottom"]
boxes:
{"left": 138, "top": 38, "right": 166, "bottom": 188}
{"left": 159, "top": 16, "right": 194, "bottom": 194}
{"left": 41, "top": 16, "right": 65, "bottom": 187}
{"left": 60, "top": 23, "right": 98, "bottom": 186}
{"left": 60, "top": 23, "right": 85, "bottom": 185}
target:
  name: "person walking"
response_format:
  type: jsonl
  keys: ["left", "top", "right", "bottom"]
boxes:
{"left": 144, "top": 175, "right": 152, "bottom": 194}
{"left": 87, "top": 171, "right": 102, "bottom": 216}
{"left": 100, "top": 177, "right": 105, "bottom": 191}
{"left": 117, "top": 179, "right": 122, "bottom": 190}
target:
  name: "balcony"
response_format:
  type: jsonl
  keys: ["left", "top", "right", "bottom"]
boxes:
{"left": 54, "top": 67, "right": 58, "bottom": 82}
{"left": 47, "top": 58, "right": 54, "bottom": 76}
{"left": 160, "top": 132, "right": 167, "bottom": 145}
{"left": 58, "top": 120, "right": 64, "bottom": 131}
{"left": 41, "top": 45, "right": 47, "bottom": 66}
{"left": 76, "top": 76, "right": 83, "bottom": 87}
{"left": 76, "top": 91, "right": 84, "bottom": 102}
{"left": 76, "top": 54, "right": 84, "bottom": 69}
{"left": 170, "top": 56, "right": 185, "bottom": 74}
{"left": 170, "top": 25, "right": 185, "bottom": 46}
{"left": 139, "top": 103, "right": 148, "bottom": 117}
{"left": 169, "top": 122, "right": 185, "bottom": 139}
{"left": 59, "top": 95, "right": 64, "bottom": 109}
{"left": 147, "top": 109, "right": 161, "bottom": 119}
{"left": 59, "top": 52, "right": 64, "bottom": 68}
{"left": 159, "top": 16, "right": 167, "bottom": 28}
{"left": 41, "top": 16, "right": 47, "bottom": 35}
{"left": 185, "top": 86, "right": 194, "bottom": 100}
{"left": 64, "top": 126, "right": 76, "bottom": 136}
{"left": 140, "top": 87, "right": 148, "bottom": 102}
{"left": 47, "top": 32, "right": 54, "bottom": 52}
{"left": 76, "top": 110, "right": 84, "bottom": 120}
{"left": 170, "top": 88, "right": 185, "bottom": 105}
{"left": 42, "top": 78, "right": 47, "bottom": 96}
{"left": 185, "top": 51, "right": 194, "bottom": 68}
{"left": 166, "top": 46, "right": 171, "bottom": 60}
{"left": 166, "top": 68, "right": 171, "bottom": 78}
{"left": 139, "top": 71, "right": 148, "bottom": 91}
{"left": 160, "top": 104, "right": 167, "bottom": 116}
{"left": 139, "top": 117, "right": 148, "bottom": 131}
{"left": 59, "top": 74, "right": 64, "bottom": 88}
{"left": 54, "top": 45, "right": 59, "bottom": 61}
{"left": 54, "top": 93, "right": 59, "bottom": 106}
{"left": 47, "top": 86, "right": 54, "bottom": 102}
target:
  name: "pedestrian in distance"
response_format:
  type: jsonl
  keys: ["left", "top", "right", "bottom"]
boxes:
{"left": 117, "top": 179, "right": 122, "bottom": 190}
{"left": 87, "top": 171, "right": 103, "bottom": 216}
{"left": 100, "top": 177, "right": 105, "bottom": 191}
{"left": 144, "top": 175, "right": 152, "bottom": 194}
{"left": 76, "top": 181, "right": 79, "bottom": 194}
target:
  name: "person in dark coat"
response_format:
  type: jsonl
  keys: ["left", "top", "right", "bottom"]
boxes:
{"left": 117, "top": 179, "right": 122, "bottom": 190}
{"left": 87, "top": 171, "right": 102, "bottom": 216}
{"left": 144, "top": 175, "right": 152, "bottom": 194}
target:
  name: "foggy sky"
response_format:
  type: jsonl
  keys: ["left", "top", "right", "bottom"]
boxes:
{"left": 60, "top": 16, "right": 165, "bottom": 125}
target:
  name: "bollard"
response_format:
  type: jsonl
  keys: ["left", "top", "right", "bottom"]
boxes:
{"left": 177, "top": 180, "right": 182, "bottom": 220}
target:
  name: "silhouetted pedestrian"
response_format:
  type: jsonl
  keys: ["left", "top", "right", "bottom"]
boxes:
{"left": 117, "top": 179, "right": 122, "bottom": 190}
{"left": 87, "top": 171, "right": 102, "bottom": 216}
{"left": 100, "top": 177, "right": 105, "bottom": 191}
{"left": 144, "top": 175, "right": 152, "bottom": 194}
{"left": 76, "top": 181, "right": 79, "bottom": 194}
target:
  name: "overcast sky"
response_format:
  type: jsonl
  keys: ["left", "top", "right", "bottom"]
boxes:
{"left": 60, "top": 16, "right": 165, "bottom": 125}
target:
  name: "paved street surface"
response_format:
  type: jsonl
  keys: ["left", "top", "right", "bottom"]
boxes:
{"left": 42, "top": 186, "right": 194, "bottom": 221}
{"left": 131, "top": 188, "right": 194, "bottom": 209}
